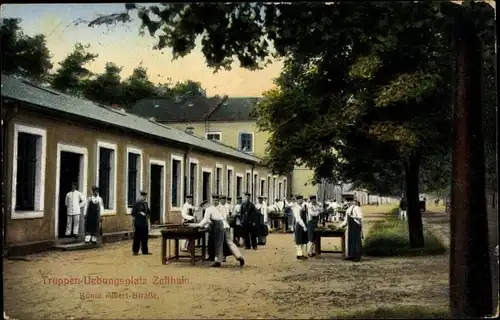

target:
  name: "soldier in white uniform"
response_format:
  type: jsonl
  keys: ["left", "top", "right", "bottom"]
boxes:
{"left": 306, "top": 195, "right": 322, "bottom": 257}
{"left": 180, "top": 195, "right": 196, "bottom": 252}
{"left": 65, "top": 182, "right": 85, "bottom": 237}
{"left": 195, "top": 195, "right": 245, "bottom": 268}
{"left": 292, "top": 195, "right": 308, "bottom": 259}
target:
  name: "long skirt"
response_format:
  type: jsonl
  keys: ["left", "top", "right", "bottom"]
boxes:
{"left": 294, "top": 223, "right": 308, "bottom": 245}
{"left": 307, "top": 218, "right": 319, "bottom": 243}
{"left": 345, "top": 216, "right": 362, "bottom": 260}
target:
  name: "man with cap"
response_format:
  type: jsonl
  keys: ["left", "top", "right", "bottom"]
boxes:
{"left": 195, "top": 194, "right": 245, "bottom": 267}
{"left": 131, "top": 190, "right": 151, "bottom": 255}
{"left": 83, "top": 186, "right": 104, "bottom": 244}
{"left": 256, "top": 196, "right": 269, "bottom": 245}
{"left": 180, "top": 195, "right": 197, "bottom": 252}
{"left": 225, "top": 196, "right": 233, "bottom": 215}
{"left": 292, "top": 195, "right": 308, "bottom": 259}
{"left": 232, "top": 196, "right": 243, "bottom": 246}
{"left": 306, "top": 195, "right": 322, "bottom": 257}
{"left": 240, "top": 192, "right": 259, "bottom": 250}
{"left": 204, "top": 195, "right": 219, "bottom": 261}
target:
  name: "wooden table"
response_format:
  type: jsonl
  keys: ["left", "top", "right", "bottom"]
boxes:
{"left": 314, "top": 229, "right": 346, "bottom": 257}
{"left": 161, "top": 228, "right": 207, "bottom": 265}
{"left": 269, "top": 215, "right": 287, "bottom": 231}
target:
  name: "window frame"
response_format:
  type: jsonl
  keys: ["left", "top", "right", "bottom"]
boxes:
{"left": 205, "top": 131, "right": 222, "bottom": 142}
{"left": 267, "top": 175, "right": 272, "bottom": 201}
{"left": 253, "top": 172, "right": 259, "bottom": 202}
{"left": 260, "top": 178, "right": 266, "bottom": 197}
{"left": 245, "top": 170, "right": 251, "bottom": 194}
{"left": 188, "top": 158, "right": 200, "bottom": 206}
{"left": 11, "top": 124, "right": 47, "bottom": 219}
{"left": 238, "top": 132, "right": 254, "bottom": 153}
{"left": 170, "top": 154, "right": 184, "bottom": 211}
{"left": 227, "top": 166, "right": 234, "bottom": 203}
{"left": 215, "top": 163, "right": 223, "bottom": 196}
{"left": 96, "top": 141, "right": 118, "bottom": 215}
{"left": 236, "top": 173, "right": 244, "bottom": 198}
{"left": 201, "top": 167, "right": 213, "bottom": 202}
{"left": 125, "top": 147, "right": 143, "bottom": 214}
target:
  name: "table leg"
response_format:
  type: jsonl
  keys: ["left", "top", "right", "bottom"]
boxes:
{"left": 202, "top": 235, "right": 206, "bottom": 261}
{"left": 175, "top": 238, "right": 179, "bottom": 259}
{"left": 162, "top": 238, "right": 167, "bottom": 265}
{"left": 341, "top": 235, "right": 346, "bottom": 257}
{"left": 315, "top": 236, "right": 321, "bottom": 256}
{"left": 190, "top": 238, "right": 196, "bottom": 265}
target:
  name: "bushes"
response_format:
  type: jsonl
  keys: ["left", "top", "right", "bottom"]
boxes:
{"left": 336, "top": 305, "right": 450, "bottom": 319}
{"left": 363, "top": 218, "right": 447, "bottom": 257}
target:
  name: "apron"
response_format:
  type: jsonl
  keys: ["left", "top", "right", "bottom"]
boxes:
{"left": 85, "top": 199, "right": 100, "bottom": 235}
{"left": 182, "top": 207, "right": 195, "bottom": 251}
{"left": 211, "top": 219, "right": 225, "bottom": 262}
{"left": 294, "top": 206, "right": 308, "bottom": 245}
{"left": 307, "top": 216, "right": 319, "bottom": 243}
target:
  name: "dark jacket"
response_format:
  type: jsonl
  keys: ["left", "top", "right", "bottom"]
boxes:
{"left": 240, "top": 201, "right": 258, "bottom": 224}
{"left": 131, "top": 199, "right": 151, "bottom": 227}
{"left": 399, "top": 199, "right": 407, "bottom": 210}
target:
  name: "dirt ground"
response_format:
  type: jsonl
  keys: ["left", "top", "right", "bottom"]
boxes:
{"left": 4, "top": 205, "right": 449, "bottom": 319}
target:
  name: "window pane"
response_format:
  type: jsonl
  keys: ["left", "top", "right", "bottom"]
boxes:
{"left": 127, "top": 153, "right": 138, "bottom": 206}
{"left": 16, "top": 133, "right": 37, "bottom": 210}
{"left": 99, "top": 148, "right": 112, "bottom": 209}
{"left": 172, "top": 160, "right": 179, "bottom": 207}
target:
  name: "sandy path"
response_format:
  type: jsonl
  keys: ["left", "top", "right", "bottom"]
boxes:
{"left": 4, "top": 206, "right": 449, "bottom": 319}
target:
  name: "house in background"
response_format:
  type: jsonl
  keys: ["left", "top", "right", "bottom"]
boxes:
{"left": 132, "top": 96, "right": 324, "bottom": 199}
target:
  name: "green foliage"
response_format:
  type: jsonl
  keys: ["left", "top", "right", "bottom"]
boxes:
{"left": 1, "top": 18, "right": 53, "bottom": 81}
{"left": 337, "top": 306, "right": 450, "bottom": 319}
{"left": 363, "top": 218, "right": 447, "bottom": 257}
{"left": 50, "top": 43, "right": 98, "bottom": 94}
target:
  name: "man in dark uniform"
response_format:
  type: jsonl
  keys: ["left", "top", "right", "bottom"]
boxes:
{"left": 131, "top": 190, "right": 151, "bottom": 255}
{"left": 241, "top": 192, "right": 259, "bottom": 250}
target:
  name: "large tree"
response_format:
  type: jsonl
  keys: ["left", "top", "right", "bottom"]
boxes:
{"left": 1, "top": 18, "right": 53, "bottom": 82}
{"left": 82, "top": 62, "right": 124, "bottom": 105}
{"left": 87, "top": 2, "right": 494, "bottom": 250}
{"left": 50, "top": 43, "right": 98, "bottom": 94}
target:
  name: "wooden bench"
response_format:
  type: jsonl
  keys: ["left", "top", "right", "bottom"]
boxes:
{"left": 161, "top": 228, "right": 207, "bottom": 265}
{"left": 269, "top": 215, "right": 287, "bottom": 231}
{"left": 314, "top": 229, "right": 346, "bottom": 257}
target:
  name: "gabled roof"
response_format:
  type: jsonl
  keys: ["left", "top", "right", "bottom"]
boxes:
{"left": 131, "top": 96, "right": 259, "bottom": 122}
{"left": 0, "top": 74, "right": 261, "bottom": 163}
{"left": 209, "top": 97, "right": 259, "bottom": 121}
{"left": 128, "top": 96, "right": 223, "bottom": 122}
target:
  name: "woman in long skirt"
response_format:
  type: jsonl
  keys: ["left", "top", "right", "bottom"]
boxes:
{"left": 340, "top": 200, "right": 363, "bottom": 261}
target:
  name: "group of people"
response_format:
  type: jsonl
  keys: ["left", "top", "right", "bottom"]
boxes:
{"left": 180, "top": 192, "right": 272, "bottom": 267}
{"left": 64, "top": 183, "right": 105, "bottom": 244}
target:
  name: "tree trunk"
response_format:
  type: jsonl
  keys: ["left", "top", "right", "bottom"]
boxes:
{"left": 449, "top": 11, "right": 493, "bottom": 318}
{"left": 403, "top": 150, "right": 425, "bottom": 248}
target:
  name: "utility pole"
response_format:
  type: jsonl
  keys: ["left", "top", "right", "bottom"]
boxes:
{"left": 449, "top": 9, "right": 493, "bottom": 318}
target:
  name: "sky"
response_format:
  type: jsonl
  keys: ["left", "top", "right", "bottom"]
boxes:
{"left": 0, "top": 3, "right": 283, "bottom": 97}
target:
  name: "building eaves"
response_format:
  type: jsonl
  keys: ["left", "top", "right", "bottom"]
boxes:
{"left": 0, "top": 74, "right": 262, "bottom": 163}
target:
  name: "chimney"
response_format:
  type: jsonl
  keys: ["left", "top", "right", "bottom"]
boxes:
{"left": 184, "top": 126, "right": 194, "bottom": 134}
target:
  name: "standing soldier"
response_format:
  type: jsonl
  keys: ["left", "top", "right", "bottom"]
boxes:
{"left": 131, "top": 190, "right": 151, "bottom": 255}
{"left": 292, "top": 195, "right": 308, "bottom": 259}
{"left": 241, "top": 192, "right": 258, "bottom": 250}
{"left": 340, "top": 199, "right": 364, "bottom": 262}
{"left": 180, "top": 195, "right": 196, "bottom": 252}
{"left": 83, "top": 186, "right": 104, "bottom": 244}
{"left": 256, "top": 196, "right": 268, "bottom": 245}
{"left": 306, "top": 195, "right": 322, "bottom": 257}
{"left": 232, "top": 196, "right": 243, "bottom": 246}
{"left": 65, "top": 182, "right": 85, "bottom": 238}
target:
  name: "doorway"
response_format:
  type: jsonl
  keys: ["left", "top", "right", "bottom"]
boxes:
{"left": 202, "top": 171, "right": 211, "bottom": 201}
{"left": 55, "top": 144, "right": 87, "bottom": 240}
{"left": 149, "top": 163, "right": 165, "bottom": 224}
